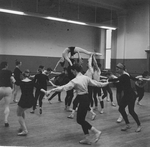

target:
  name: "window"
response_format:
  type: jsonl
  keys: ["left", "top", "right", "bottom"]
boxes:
{"left": 105, "top": 29, "right": 112, "bottom": 69}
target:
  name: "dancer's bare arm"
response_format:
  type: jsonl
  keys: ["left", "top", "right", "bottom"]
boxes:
{"left": 53, "top": 58, "right": 64, "bottom": 71}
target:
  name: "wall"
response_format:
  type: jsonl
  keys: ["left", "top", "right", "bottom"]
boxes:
{"left": 113, "top": 3, "right": 150, "bottom": 91}
{"left": 0, "top": 13, "right": 103, "bottom": 72}
{"left": 113, "top": 3, "right": 149, "bottom": 74}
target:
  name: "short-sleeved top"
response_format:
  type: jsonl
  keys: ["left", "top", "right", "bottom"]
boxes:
{"left": 33, "top": 73, "right": 49, "bottom": 90}
{"left": 0, "top": 69, "right": 12, "bottom": 88}
{"left": 14, "top": 67, "right": 22, "bottom": 85}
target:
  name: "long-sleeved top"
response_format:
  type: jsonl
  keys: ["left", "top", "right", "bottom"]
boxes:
{"left": 52, "top": 72, "right": 108, "bottom": 95}
{"left": 109, "top": 72, "right": 138, "bottom": 93}
{"left": 14, "top": 67, "right": 22, "bottom": 85}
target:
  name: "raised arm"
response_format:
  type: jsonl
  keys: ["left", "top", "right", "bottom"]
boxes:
{"left": 88, "top": 54, "right": 94, "bottom": 73}
{"left": 53, "top": 57, "right": 64, "bottom": 71}
{"left": 53, "top": 59, "right": 61, "bottom": 71}
{"left": 92, "top": 55, "right": 100, "bottom": 72}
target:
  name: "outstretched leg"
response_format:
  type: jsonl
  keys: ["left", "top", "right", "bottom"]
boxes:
{"left": 75, "top": 47, "right": 102, "bottom": 56}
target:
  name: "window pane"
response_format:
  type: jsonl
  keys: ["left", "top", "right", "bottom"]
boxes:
{"left": 106, "top": 49, "right": 111, "bottom": 69}
{"left": 106, "top": 30, "right": 112, "bottom": 48}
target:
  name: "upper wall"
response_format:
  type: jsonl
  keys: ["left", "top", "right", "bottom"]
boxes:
{"left": 0, "top": 13, "right": 102, "bottom": 59}
{"left": 116, "top": 3, "right": 149, "bottom": 59}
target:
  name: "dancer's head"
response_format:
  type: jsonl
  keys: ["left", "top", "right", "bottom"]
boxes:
{"left": 23, "top": 69, "right": 30, "bottom": 78}
{"left": 0, "top": 61, "right": 8, "bottom": 70}
{"left": 43, "top": 67, "right": 52, "bottom": 75}
{"left": 15, "top": 59, "right": 22, "bottom": 66}
{"left": 116, "top": 63, "right": 126, "bottom": 74}
{"left": 142, "top": 71, "right": 149, "bottom": 78}
{"left": 71, "top": 63, "right": 82, "bottom": 76}
{"left": 37, "top": 65, "right": 44, "bottom": 73}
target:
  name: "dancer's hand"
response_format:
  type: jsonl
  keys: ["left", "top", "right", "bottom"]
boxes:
{"left": 46, "top": 89, "right": 53, "bottom": 96}
{"left": 41, "top": 89, "right": 47, "bottom": 94}
{"left": 49, "top": 80, "right": 57, "bottom": 87}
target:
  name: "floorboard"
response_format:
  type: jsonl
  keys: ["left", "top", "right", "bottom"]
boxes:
{"left": 0, "top": 87, "right": 150, "bottom": 147}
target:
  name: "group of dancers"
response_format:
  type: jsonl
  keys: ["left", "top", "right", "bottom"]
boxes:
{"left": 0, "top": 46, "right": 150, "bottom": 145}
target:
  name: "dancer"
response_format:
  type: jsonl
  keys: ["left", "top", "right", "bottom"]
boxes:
{"left": 13, "top": 60, "right": 22, "bottom": 103}
{"left": 42, "top": 63, "right": 109, "bottom": 145}
{"left": 17, "top": 69, "right": 43, "bottom": 136}
{"left": 100, "top": 72, "right": 116, "bottom": 113}
{"left": 48, "top": 68, "right": 69, "bottom": 103}
{"left": 30, "top": 66, "right": 51, "bottom": 114}
{"left": 135, "top": 71, "right": 150, "bottom": 105}
{"left": 68, "top": 54, "right": 97, "bottom": 120}
{"left": 110, "top": 63, "right": 141, "bottom": 132}
{"left": 0, "top": 61, "right": 15, "bottom": 127}
{"left": 111, "top": 73, "right": 124, "bottom": 123}
{"left": 83, "top": 54, "right": 96, "bottom": 119}
{"left": 64, "top": 59, "right": 75, "bottom": 111}
{"left": 92, "top": 55, "right": 102, "bottom": 111}
{"left": 53, "top": 46, "right": 102, "bottom": 71}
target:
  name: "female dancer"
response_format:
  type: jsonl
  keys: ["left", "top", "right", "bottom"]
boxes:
{"left": 135, "top": 71, "right": 150, "bottom": 105}
{"left": 13, "top": 60, "right": 22, "bottom": 103}
{"left": 110, "top": 63, "right": 141, "bottom": 132}
{"left": 92, "top": 55, "right": 102, "bottom": 111}
{"left": 17, "top": 69, "right": 43, "bottom": 136}
{"left": 53, "top": 46, "right": 102, "bottom": 71}
{"left": 0, "top": 61, "right": 15, "bottom": 127}
{"left": 48, "top": 68, "right": 69, "bottom": 103}
{"left": 100, "top": 72, "right": 116, "bottom": 113}
{"left": 30, "top": 66, "right": 51, "bottom": 114}
{"left": 42, "top": 63, "right": 109, "bottom": 145}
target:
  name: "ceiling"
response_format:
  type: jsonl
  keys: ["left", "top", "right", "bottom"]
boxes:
{"left": 77, "top": 0, "right": 148, "bottom": 10}
{"left": 0, "top": 0, "right": 148, "bottom": 26}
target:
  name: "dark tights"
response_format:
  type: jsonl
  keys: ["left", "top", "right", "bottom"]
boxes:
{"left": 93, "top": 87, "right": 101, "bottom": 107}
{"left": 48, "top": 92, "right": 61, "bottom": 102}
{"left": 135, "top": 85, "right": 144, "bottom": 102}
{"left": 76, "top": 94, "right": 92, "bottom": 134}
{"left": 65, "top": 89, "right": 74, "bottom": 107}
{"left": 119, "top": 90, "right": 141, "bottom": 126}
{"left": 33, "top": 89, "right": 45, "bottom": 110}
{"left": 102, "top": 85, "right": 113, "bottom": 102}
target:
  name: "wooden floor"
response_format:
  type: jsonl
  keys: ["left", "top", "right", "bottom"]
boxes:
{"left": 0, "top": 87, "right": 150, "bottom": 147}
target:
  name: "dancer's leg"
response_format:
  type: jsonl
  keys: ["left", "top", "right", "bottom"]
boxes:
{"left": 13, "top": 85, "right": 20, "bottom": 102}
{"left": 62, "top": 52, "right": 73, "bottom": 66}
{"left": 75, "top": 47, "right": 102, "bottom": 56}
{"left": 17, "top": 106, "right": 28, "bottom": 135}
{"left": 3, "top": 87, "right": 12, "bottom": 126}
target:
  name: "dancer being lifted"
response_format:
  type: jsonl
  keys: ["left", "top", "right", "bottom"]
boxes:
{"left": 53, "top": 46, "right": 102, "bottom": 71}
